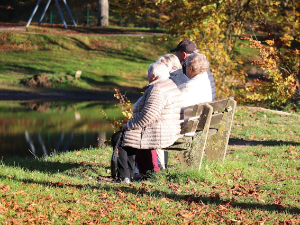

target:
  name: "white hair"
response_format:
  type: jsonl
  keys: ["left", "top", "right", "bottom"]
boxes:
{"left": 186, "top": 53, "right": 209, "bottom": 74}
{"left": 156, "top": 54, "right": 182, "bottom": 71}
{"left": 148, "top": 62, "right": 170, "bottom": 81}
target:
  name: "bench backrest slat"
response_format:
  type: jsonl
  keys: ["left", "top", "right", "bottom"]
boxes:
{"left": 207, "top": 112, "right": 224, "bottom": 127}
{"left": 182, "top": 104, "right": 204, "bottom": 135}
{"left": 206, "top": 98, "right": 229, "bottom": 112}
{"left": 183, "top": 104, "right": 203, "bottom": 118}
{"left": 195, "top": 98, "right": 234, "bottom": 131}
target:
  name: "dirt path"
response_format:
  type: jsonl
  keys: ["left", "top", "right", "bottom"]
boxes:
{"left": 0, "top": 25, "right": 164, "bottom": 37}
{"left": 0, "top": 26, "right": 26, "bottom": 31}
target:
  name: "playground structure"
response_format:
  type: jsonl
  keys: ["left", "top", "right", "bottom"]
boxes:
{"left": 26, "top": 0, "right": 77, "bottom": 29}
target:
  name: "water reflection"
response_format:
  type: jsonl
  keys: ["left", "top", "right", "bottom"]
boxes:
{"left": 0, "top": 100, "right": 119, "bottom": 158}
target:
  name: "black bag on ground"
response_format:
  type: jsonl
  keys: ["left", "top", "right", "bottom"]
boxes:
{"left": 110, "top": 131, "right": 123, "bottom": 179}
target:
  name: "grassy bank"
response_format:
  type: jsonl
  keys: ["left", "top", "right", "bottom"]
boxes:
{"left": 1, "top": 107, "right": 300, "bottom": 223}
{"left": 0, "top": 25, "right": 176, "bottom": 96}
{"left": 1, "top": 25, "right": 281, "bottom": 105}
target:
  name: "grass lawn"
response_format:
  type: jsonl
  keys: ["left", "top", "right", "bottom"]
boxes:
{"left": 1, "top": 107, "right": 300, "bottom": 223}
{"left": 0, "top": 25, "right": 177, "bottom": 95}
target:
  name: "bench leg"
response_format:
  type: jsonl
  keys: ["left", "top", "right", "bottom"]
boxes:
{"left": 176, "top": 104, "right": 213, "bottom": 171}
{"left": 205, "top": 98, "right": 236, "bottom": 161}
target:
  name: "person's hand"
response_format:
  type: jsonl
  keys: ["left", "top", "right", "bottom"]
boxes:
{"left": 122, "top": 124, "right": 128, "bottom": 130}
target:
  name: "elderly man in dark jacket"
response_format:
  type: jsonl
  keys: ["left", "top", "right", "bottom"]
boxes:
{"left": 170, "top": 40, "right": 216, "bottom": 100}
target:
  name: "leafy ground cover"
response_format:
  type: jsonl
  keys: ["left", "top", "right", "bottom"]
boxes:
{"left": 1, "top": 107, "right": 300, "bottom": 224}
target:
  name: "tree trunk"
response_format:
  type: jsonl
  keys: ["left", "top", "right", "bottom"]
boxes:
{"left": 97, "top": 0, "right": 109, "bottom": 26}
{"left": 296, "top": 61, "right": 300, "bottom": 100}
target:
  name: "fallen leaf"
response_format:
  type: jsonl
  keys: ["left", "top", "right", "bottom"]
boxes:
{"left": 1, "top": 184, "right": 10, "bottom": 191}
{"left": 177, "top": 211, "right": 195, "bottom": 220}
{"left": 249, "top": 135, "right": 256, "bottom": 140}
{"left": 27, "top": 206, "right": 35, "bottom": 212}
{"left": 129, "top": 202, "right": 137, "bottom": 210}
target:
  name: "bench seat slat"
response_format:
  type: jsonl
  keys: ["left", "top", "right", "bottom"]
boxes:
{"left": 165, "top": 136, "right": 193, "bottom": 151}
{"left": 173, "top": 137, "right": 192, "bottom": 143}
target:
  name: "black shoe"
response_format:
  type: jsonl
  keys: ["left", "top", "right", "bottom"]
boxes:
{"left": 137, "top": 175, "right": 148, "bottom": 182}
{"left": 158, "top": 164, "right": 164, "bottom": 171}
{"left": 114, "top": 177, "right": 131, "bottom": 184}
{"left": 132, "top": 173, "right": 142, "bottom": 181}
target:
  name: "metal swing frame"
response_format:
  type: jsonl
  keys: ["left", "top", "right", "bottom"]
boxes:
{"left": 26, "top": 0, "right": 77, "bottom": 29}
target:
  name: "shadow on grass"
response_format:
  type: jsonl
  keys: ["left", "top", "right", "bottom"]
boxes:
{"left": 96, "top": 47, "right": 151, "bottom": 63}
{"left": 1, "top": 157, "right": 95, "bottom": 173}
{"left": 67, "top": 35, "right": 156, "bottom": 63}
{"left": 36, "top": 25, "right": 165, "bottom": 34}
{"left": 0, "top": 81, "right": 142, "bottom": 101}
{"left": 0, "top": 60, "right": 143, "bottom": 94}
{"left": 116, "top": 185, "right": 300, "bottom": 215}
{"left": 2, "top": 169, "right": 300, "bottom": 215}
{"left": 69, "top": 37, "right": 92, "bottom": 50}
{"left": 80, "top": 75, "right": 142, "bottom": 94}
{"left": 2, "top": 160, "right": 68, "bottom": 172}
{"left": 1, "top": 64, "right": 53, "bottom": 75}
{"left": 2, "top": 154, "right": 300, "bottom": 215}
{"left": 229, "top": 138, "right": 300, "bottom": 147}
{"left": 35, "top": 34, "right": 156, "bottom": 63}
{"left": 69, "top": 27, "right": 165, "bottom": 34}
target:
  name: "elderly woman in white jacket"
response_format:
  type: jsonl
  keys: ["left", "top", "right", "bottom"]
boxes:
{"left": 115, "top": 62, "right": 184, "bottom": 183}
{"left": 179, "top": 53, "right": 212, "bottom": 107}
{"left": 156, "top": 54, "right": 189, "bottom": 87}
{"left": 155, "top": 54, "right": 189, "bottom": 170}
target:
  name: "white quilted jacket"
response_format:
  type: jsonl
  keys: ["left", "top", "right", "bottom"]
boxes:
{"left": 123, "top": 78, "right": 184, "bottom": 149}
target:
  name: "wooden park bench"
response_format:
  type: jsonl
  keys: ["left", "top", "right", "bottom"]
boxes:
{"left": 165, "top": 97, "right": 237, "bottom": 171}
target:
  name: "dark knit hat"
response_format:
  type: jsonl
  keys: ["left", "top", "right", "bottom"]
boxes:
{"left": 170, "top": 40, "right": 197, "bottom": 54}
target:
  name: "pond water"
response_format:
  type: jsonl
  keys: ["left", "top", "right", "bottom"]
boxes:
{"left": 0, "top": 100, "right": 121, "bottom": 158}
